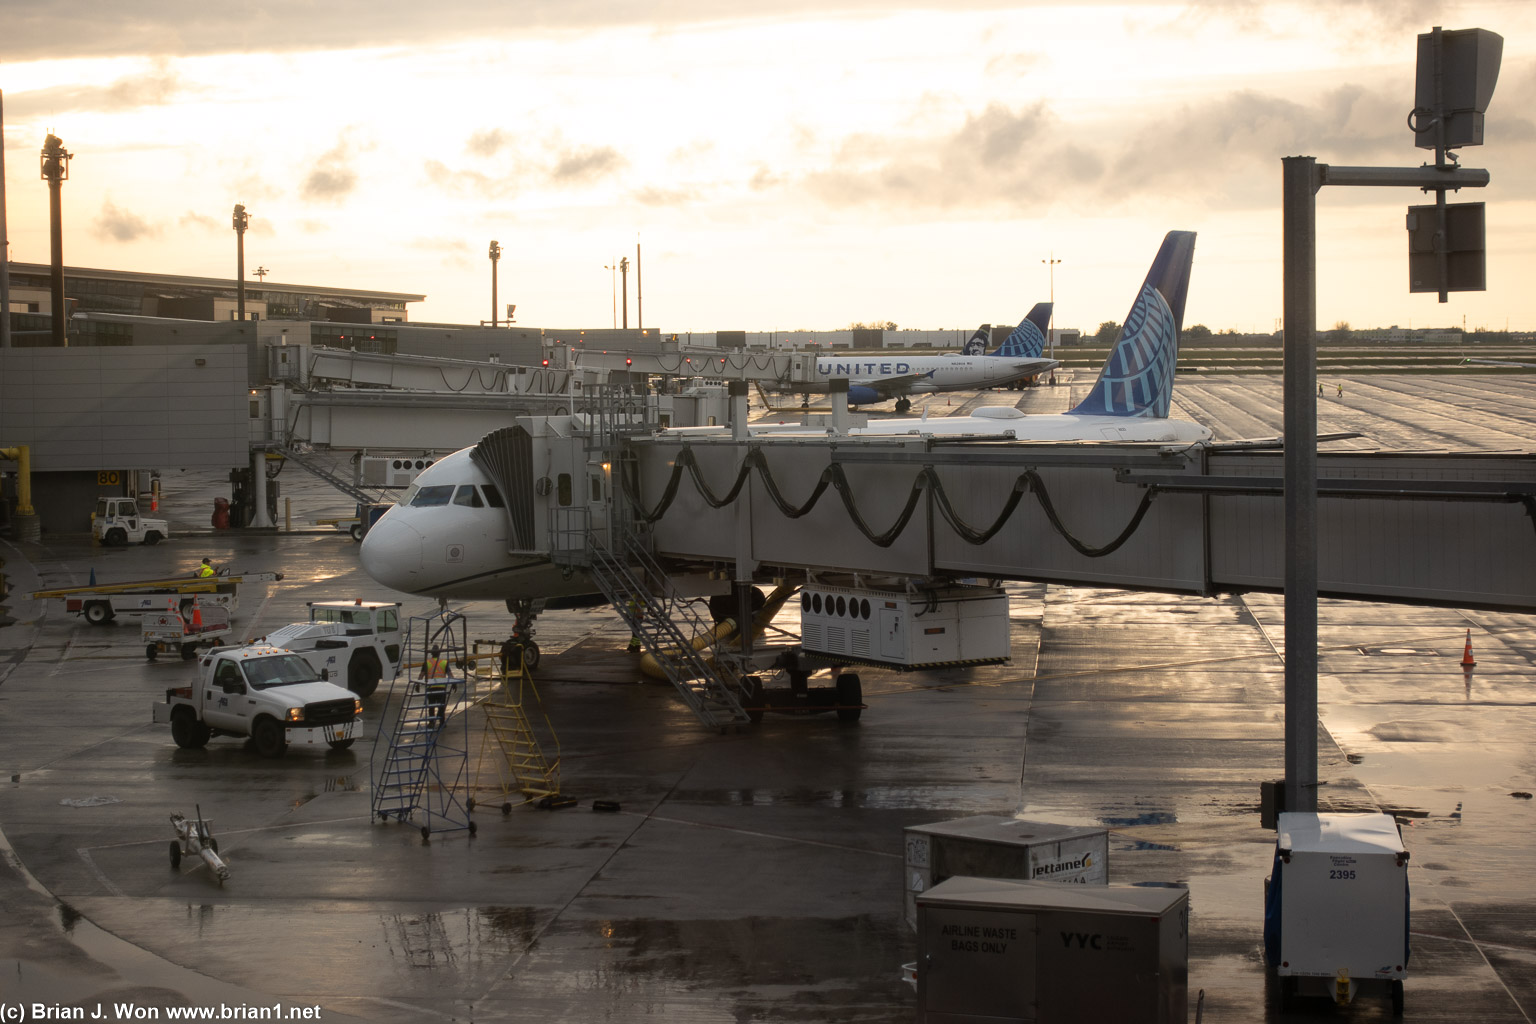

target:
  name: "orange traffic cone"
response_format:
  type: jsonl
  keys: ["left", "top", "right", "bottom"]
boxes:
{"left": 192, "top": 605, "right": 203, "bottom": 631}
{"left": 1460, "top": 629, "right": 1476, "bottom": 668}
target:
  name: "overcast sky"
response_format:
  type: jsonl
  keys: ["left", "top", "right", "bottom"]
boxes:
{"left": 3, "top": 0, "right": 1534, "bottom": 333}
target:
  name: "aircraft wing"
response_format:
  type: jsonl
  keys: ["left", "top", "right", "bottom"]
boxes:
{"left": 851, "top": 372, "right": 933, "bottom": 398}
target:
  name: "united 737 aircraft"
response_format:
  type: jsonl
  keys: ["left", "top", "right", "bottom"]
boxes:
{"left": 360, "top": 230, "right": 1207, "bottom": 650}
{"left": 787, "top": 304, "right": 1059, "bottom": 413}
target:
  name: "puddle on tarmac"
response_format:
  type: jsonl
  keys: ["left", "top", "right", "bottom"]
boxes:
{"left": 1099, "top": 810, "right": 1179, "bottom": 827}
{"left": 672, "top": 786, "right": 949, "bottom": 809}
{"left": 515, "top": 913, "right": 911, "bottom": 1019}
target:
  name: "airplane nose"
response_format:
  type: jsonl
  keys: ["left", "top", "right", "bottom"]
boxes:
{"left": 358, "top": 514, "right": 424, "bottom": 591}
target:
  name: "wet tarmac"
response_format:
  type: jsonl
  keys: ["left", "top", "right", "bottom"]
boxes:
{"left": 1, "top": 373, "right": 1533, "bottom": 1022}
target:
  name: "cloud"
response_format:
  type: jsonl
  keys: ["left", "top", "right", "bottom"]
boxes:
{"left": 749, "top": 165, "right": 782, "bottom": 191}
{"left": 1, "top": 0, "right": 1075, "bottom": 61}
{"left": 6, "top": 58, "right": 190, "bottom": 116}
{"left": 983, "top": 52, "right": 1042, "bottom": 79}
{"left": 302, "top": 165, "right": 357, "bottom": 203}
{"left": 633, "top": 184, "right": 702, "bottom": 206}
{"left": 795, "top": 78, "right": 1500, "bottom": 217}
{"left": 466, "top": 129, "right": 512, "bottom": 158}
{"left": 424, "top": 159, "right": 520, "bottom": 200}
{"left": 302, "top": 142, "right": 360, "bottom": 203}
{"left": 550, "top": 145, "right": 627, "bottom": 184}
{"left": 179, "top": 211, "right": 220, "bottom": 232}
{"left": 1182, "top": 0, "right": 1445, "bottom": 36}
{"left": 428, "top": 136, "right": 628, "bottom": 199}
{"left": 93, "top": 199, "right": 159, "bottom": 242}
{"left": 801, "top": 101, "right": 1061, "bottom": 212}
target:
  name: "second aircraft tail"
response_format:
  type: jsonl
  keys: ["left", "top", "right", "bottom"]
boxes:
{"left": 990, "top": 302, "right": 1052, "bottom": 359}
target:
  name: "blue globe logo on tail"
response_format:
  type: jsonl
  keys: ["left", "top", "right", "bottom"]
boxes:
{"left": 995, "top": 316, "right": 1047, "bottom": 359}
{"left": 1071, "top": 284, "right": 1176, "bottom": 418}
{"left": 1070, "top": 230, "right": 1194, "bottom": 420}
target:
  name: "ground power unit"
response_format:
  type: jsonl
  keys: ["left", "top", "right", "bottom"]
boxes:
{"left": 917, "top": 876, "right": 1188, "bottom": 1024}
{"left": 1265, "top": 811, "right": 1410, "bottom": 1014}
{"left": 903, "top": 815, "right": 1109, "bottom": 930}
{"left": 799, "top": 583, "right": 1009, "bottom": 669}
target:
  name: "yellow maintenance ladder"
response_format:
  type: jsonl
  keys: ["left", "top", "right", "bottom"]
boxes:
{"left": 467, "top": 640, "right": 562, "bottom": 813}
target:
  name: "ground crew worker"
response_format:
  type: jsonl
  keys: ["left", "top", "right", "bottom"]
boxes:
{"left": 625, "top": 594, "right": 645, "bottom": 652}
{"left": 1337, "top": 383, "right": 1343, "bottom": 397}
{"left": 1318, "top": 383, "right": 1324, "bottom": 398}
{"left": 421, "top": 645, "right": 449, "bottom": 722}
{"left": 197, "top": 558, "right": 216, "bottom": 578}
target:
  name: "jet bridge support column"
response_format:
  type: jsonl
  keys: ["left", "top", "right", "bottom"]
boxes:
{"left": 829, "top": 378, "right": 851, "bottom": 434}
{"left": 728, "top": 380, "right": 758, "bottom": 653}
{"left": 248, "top": 448, "right": 275, "bottom": 529}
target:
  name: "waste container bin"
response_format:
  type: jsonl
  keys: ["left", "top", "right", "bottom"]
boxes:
{"left": 917, "top": 876, "right": 1188, "bottom": 1023}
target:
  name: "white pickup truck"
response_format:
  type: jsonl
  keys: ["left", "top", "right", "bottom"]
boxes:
{"left": 153, "top": 645, "right": 363, "bottom": 758}
{"left": 252, "top": 600, "right": 402, "bottom": 698}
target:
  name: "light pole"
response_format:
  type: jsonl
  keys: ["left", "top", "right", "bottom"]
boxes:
{"left": 1, "top": 90, "right": 10, "bottom": 349}
{"left": 489, "top": 240, "right": 501, "bottom": 327}
{"left": 40, "top": 134, "right": 72, "bottom": 346}
{"left": 619, "top": 256, "right": 629, "bottom": 329}
{"left": 604, "top": 262, "right": 617, "bottom": 328}
{"left": 232, "top": 204, "right": 250, "bottom": 322}
{"left": 254, "top": 266, "right": 269, "bottom": 282}
{"left": 1041, "top": 253, "right": 1061, "bottom": 360}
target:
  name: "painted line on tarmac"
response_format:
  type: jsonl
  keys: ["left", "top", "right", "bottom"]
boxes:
{"left": 75, "top": 848, "right": 125, "bottom": 898}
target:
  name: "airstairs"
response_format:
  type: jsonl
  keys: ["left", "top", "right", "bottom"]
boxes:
{"left": 468, "top": 641, "right": 562, "bottom": 811}
{"left": 369, "top": 611, "right": 476, "bottom": 839}
{"left": 562, "top": 516, "right": 751, "bottom": 731}
{"left": 278, "top": 445, "right": 379, "bottom": 507}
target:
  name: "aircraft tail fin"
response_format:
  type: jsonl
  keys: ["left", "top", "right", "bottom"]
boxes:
{"left": 959, "top": 323, "right": 992, "bottom": 355}
{"left": 1069, "top": 231, "right": 1196, "bottom": 419}
{"left": 990, "top": 302, "right": 1052, "bottom": 358}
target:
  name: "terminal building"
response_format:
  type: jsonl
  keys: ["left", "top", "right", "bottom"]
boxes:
{"left": 0, "top": 261, "right": 1072, "bottom": 537}
{"left": 3, "top": 261, "right": 423, "bottom": 327}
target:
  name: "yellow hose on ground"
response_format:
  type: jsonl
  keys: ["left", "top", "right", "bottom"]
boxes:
{"left": 638, "top": 583, "right": 797, "bottom": 679}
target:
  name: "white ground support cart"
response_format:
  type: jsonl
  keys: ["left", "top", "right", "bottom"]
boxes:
{"left": 142, "top": 599, "right": 232, "bottom": 660}
{"left": 1265, "top": 811, "right": 1410, "bottom": 1015}
{"left": 168, "top": 807, "right": 230, "bottom": 884}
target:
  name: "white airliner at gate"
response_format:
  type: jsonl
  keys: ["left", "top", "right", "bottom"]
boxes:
{"left": 628, "top": 435, "right": 1536, "bottom": 611}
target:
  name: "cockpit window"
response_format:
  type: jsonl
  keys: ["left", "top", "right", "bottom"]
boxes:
{"left": 409, "top": 485, "right": 456, "bottom": 507}
{"left": 481, "top": 484, "right": 505, "bottom": 508}
{"left": 452, "top": 485, "right": 484, "bottom": 508}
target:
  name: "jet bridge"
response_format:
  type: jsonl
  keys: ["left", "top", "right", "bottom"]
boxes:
{"left": 621, "top": 434, "right": 1536, "bottom": 611}
{"left": 376, "top": 398, "right": 1533, "bottom": 731}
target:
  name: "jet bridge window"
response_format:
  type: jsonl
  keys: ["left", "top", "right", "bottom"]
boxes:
{"left": 452, "top": 485, "right": 484, "bottom": 508}
{"left": 557, "top": 473, "right": 572, "bottom": 507}
{"left": 481, "top": 484, "right": 505, "bottom": 508}
{"left": 409, "top": 485, "right": 455, "bottom": 507}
